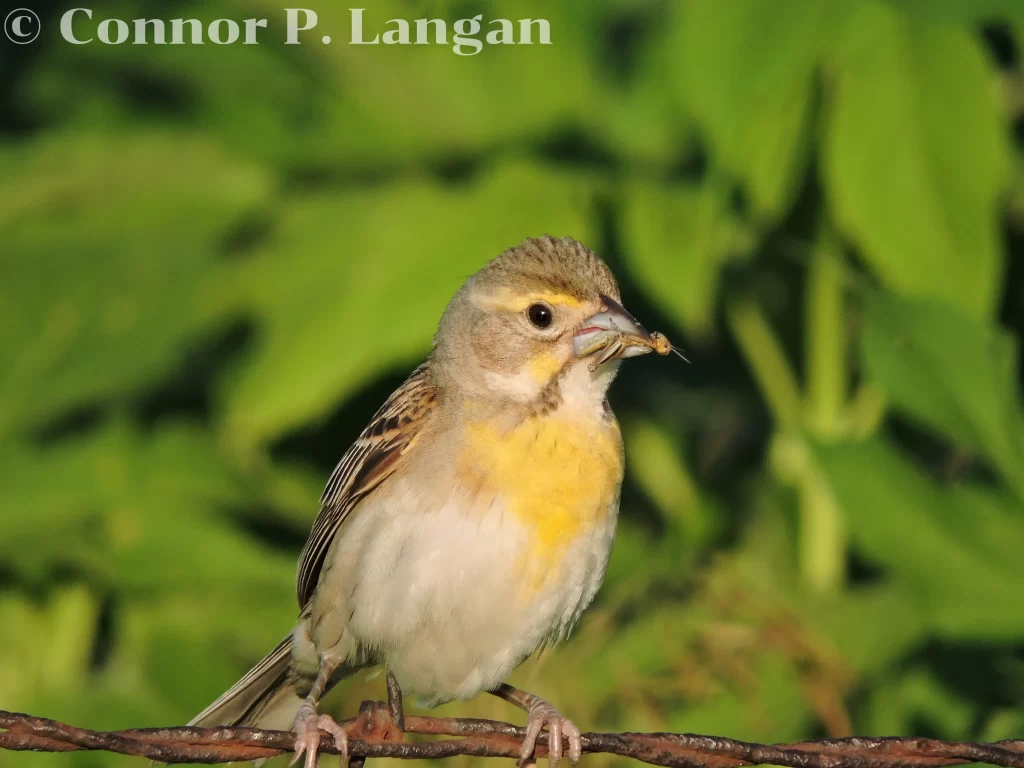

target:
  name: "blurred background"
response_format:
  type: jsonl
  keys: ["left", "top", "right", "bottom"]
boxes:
{"left": 2, "top": 0, "right": 1024, "bottom": 766}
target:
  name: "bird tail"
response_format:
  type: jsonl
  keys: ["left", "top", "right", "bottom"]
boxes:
{"left": 189, "top": 633, "right": 309, "bottom": 731}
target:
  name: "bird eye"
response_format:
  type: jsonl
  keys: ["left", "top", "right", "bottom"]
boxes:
{"left": 527, "top": 302, "right": 553, "bottom": 329}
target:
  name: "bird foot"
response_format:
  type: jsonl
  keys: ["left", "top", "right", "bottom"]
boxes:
{"left": 519, "top": 696, "right": 582, "bottom": 768}
{"left": 290, "top": 704, "right": 348, "bottom": 768}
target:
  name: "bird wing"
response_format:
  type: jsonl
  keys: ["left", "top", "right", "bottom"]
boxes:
{"left": 295, "top": 362, "right": 438, "bottom": 610}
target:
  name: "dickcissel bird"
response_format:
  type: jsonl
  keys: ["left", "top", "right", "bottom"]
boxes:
{"left": 190, "top": 236, "right": 674, "bottom": 768}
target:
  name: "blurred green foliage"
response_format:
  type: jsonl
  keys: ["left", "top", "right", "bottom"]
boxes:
{"left": 2, "top": 1, "right": 1024, "bottom": 766}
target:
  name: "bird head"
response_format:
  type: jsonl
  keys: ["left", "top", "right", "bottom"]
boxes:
{"left": 432, "top": 236, "right": 672, "bottom": 410}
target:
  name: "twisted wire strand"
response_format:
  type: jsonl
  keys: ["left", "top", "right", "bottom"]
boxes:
{"left": 2, "top": 708, "right": 1024, "bottom": 767}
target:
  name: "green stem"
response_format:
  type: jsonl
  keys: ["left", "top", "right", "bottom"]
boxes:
{"left": 806, "top": 230, "right": 845, "bottom": 439}
{"left": 848, "top": 382, "right": 887, "bottom": 439}
{"left": 799, "top": 457, "right": 846, "bottom": 594}
{"left": 725, "top": 298, "right": 801, "bottom": 428}
{"left": 800, "top": 226, "right": 847, "bottom": 592}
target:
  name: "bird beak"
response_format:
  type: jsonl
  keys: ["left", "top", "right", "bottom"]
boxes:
{"left": 574, "top": 295, "right": 659, "bottom": 368}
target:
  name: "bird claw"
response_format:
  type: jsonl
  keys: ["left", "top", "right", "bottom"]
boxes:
{"left": 518, "top": 698, "right": 582, "bottom": 768}
{"left": 291, "top": 705, "right": 348, "bottom": 768}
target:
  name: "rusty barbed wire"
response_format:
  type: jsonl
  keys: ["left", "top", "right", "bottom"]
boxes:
{"left": 2, "top": 706, "right": 1023, "bottom": 767}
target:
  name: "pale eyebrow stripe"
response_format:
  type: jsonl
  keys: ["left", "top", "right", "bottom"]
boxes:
{"left": 476, "top": 289, "right": 584, "bottom": 312}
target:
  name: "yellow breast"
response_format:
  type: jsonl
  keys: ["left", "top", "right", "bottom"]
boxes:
{"left": 459, "top": 411, "right": 623, "bottom": 593}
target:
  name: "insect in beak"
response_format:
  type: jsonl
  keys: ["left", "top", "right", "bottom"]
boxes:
{"left": 573, "top": 295, "right": 686, "bottom": 371}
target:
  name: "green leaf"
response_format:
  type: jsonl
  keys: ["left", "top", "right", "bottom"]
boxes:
{"left": 823, "top": 1, "right": 1009, "bottom": 317}
{"left": 884, "top": 0, "right": 1024, "bottom": 25}
{"left": 940, "top": 485, "right": 1024, "bottom": 574}
{"left": 814, "top": 437, "right": 1024, "bottom": 639}
{"left": 861, "top": 665, "right": 975, "bottom": 739}
{"left": 0, "top": 134, "right": 268, "bottom": 436}
{"left": 667, "top": 0, "right": 825, "bottom": 220}
{"left": 623, "top": 418, "right": 720, "bottom": 554}
{"left": 622, "top": 179, "right": 750, "bottom": 333}
{"left": 221, "top": 160, "right": 602, "bottom": 448}
{"left": 809, "top": 582, "right": 928, "bottom": 675}
{"left": 862, "top": 291, "right": 1024, "bottom": 498}
{"left": 0, "top": 587, "right": 98, "bottom": 714}
{"left": 26, "top": 0, "right": 623, "bottom": 172}
{"left": 0, "top": 422, "right": 295, "bottom": 598}
{"left": 309, "top": 0, "right": 606, "bottom": 162}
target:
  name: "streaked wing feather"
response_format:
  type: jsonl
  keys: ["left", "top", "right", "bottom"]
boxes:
{"left": 296, "top": 362, "right": 437, "bottom": 609}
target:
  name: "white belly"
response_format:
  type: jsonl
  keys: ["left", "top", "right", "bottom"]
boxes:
{"left": 309, "top": 470, "right": 617, "bottom": 704}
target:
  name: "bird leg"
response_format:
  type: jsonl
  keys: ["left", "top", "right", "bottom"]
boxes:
{"left": 491, "top": 683, "right": 582, "bottom": 768}
{"left": 291, "top": 658, "right": 347, "bottom": 768}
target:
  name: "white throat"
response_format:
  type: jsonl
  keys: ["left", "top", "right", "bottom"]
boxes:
{"left": 481, "top": 357, "right": 620, "bottom": 415}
